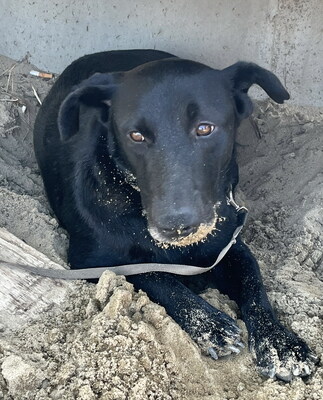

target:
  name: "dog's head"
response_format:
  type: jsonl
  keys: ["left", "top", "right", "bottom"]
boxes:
{"left": 58, "top": 58, "right": 289, "bottom": 246}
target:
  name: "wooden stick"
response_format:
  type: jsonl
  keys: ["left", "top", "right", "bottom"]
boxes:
{"left": 0, "top": 98, "right": 19, "bottom": 102}
{"left": 4, "top": 125, "right": 20, "bottom": 134}
{"left": 0, "top": 228, "right": 73, "bottom": 330}
{"left": 31, "top": 85, "right": 42, "bottom": 105}
{"left": 0, "top": 63, "right": 17, "bottom": 79}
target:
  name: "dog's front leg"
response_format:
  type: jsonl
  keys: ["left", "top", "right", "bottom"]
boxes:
{"left": 128, "top": 272, "right": 243, "bottom": 358}
{"left": 212, "top": 239, "right": 319, "bottom": 381}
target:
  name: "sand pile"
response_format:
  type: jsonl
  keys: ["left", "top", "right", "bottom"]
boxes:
{"left": 0, "top": 55, "right": 322, "bottom": 399}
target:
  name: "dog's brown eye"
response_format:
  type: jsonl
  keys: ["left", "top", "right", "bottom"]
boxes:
{"left": 129, "top": 131, "right": 145, "bottom": 142}
{"left": 196, "top": 123, "right": 216, "bottom": 136}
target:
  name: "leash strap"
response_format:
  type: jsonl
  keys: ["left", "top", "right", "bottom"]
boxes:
{"left": 0, "top": 192, "right": 248, "bottom": 280}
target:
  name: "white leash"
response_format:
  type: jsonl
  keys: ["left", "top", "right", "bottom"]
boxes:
{"left": 0, "top": 191, "right": 248, "bottom": 280}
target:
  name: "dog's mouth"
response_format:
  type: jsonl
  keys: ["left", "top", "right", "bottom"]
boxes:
{"left": 148, "top": 208, "right": 225, "bottom": 248}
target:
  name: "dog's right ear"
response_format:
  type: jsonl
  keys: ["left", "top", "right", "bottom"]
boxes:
{"left": 58, "top": 72, "right": 122, "bottom": 142}
{"left": 222, "top": 62, "right": 289, "bottom": 120}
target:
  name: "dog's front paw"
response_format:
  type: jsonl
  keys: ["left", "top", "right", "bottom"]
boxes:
{"left": 250, "top": 316, "right": 320, "bottom": 382}
{"left": 184, "top": 306, "right": 244, "bottom": 359}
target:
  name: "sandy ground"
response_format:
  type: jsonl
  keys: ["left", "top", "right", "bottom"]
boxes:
{"left": 0, "top": 55, "right": 322, "bottom": 399}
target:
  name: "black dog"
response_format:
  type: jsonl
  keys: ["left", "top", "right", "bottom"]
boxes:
{"left": 34, "top": 50, "right": 318, "bottom": 381}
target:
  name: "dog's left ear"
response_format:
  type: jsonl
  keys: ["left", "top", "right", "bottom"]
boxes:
{"left": 58, "top": 72, "right": 122, "bottom": 142}
{"left": 223, "top": 62, "right": 289, "bottom": 119}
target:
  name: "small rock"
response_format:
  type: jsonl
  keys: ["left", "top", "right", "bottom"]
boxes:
{"left": 1, "top": 355, "right": 45, "bottom": 395}
{"left": 103, "top": 289, "right": 133, "bottom": 319}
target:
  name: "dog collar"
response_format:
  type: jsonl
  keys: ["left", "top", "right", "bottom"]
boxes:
{"left": 0, "top": 191, "right": 248, "bottom": 279}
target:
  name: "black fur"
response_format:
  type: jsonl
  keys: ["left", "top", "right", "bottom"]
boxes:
{"left": 34, "top": 50, "right": 317, "bottom": 381}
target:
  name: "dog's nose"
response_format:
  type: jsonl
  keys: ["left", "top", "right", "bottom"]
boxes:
{"left": 161, "top": 224, "right": 197, "bottom": 237}
{"left": 158, "top": 210, "right": 200, "bottom": 238}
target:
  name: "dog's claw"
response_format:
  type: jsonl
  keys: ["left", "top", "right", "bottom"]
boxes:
{"left": 207, "top": 336, "right": 245, "bottom": 360}
{"left": 275, "top": 366, "right": 295, "bottom": 382}
{"left": 227, "top": 345, "right": 241, "bottom": 354}
{"left": 268, "top": 368, "right": 276, "bottom": 379}
{"left": 208, "top": 347, "right": 218, "bottom": 360}
{"left": 303, "top": 364, "right": 311, "bottom": 376}
{"left": 276, "top": 371, "right": 293, "bottom": 382}
{"left": 308, "top": 353, "right": 320, "bottom": 364}
{"left": 259, "top": 359, "right": 317, "bottom": 381}
{"left": 259, "top": 365, "right": 276, "bottom": 379}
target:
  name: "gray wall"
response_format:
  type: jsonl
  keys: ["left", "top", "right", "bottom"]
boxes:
{"left": 1, "top": 0, "right": 322, "bottom": 106}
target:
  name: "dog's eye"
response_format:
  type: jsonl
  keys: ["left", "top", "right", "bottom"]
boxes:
{"left": 196, "top": 123, "right": 216, "bottom": 136}
{"left": 129, "top": 131, "right": 145, "bottom": 142}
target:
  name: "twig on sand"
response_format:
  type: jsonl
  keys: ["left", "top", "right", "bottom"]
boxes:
{"left": 0, "top": 63, "right": 16, "bottom": 79}
{"left": 0, "top": 98, "right": 19, "bottom": 102}
{"left": 0, "top": 91, "right": 27, "bottom": 106}
{"left": 31, "top": 85, "right": 42, "bottom": 105}
{"left": 4, "top": 125, "right": 20, "bottom": 134}
{"left": 5, "top": 64, "right": 17, "bottom": 93}
{"left": 249, "top": 116, "right": 261, "bottom": 139}
{"left": 0, "top": 55, "right": 28, "bottom": 79}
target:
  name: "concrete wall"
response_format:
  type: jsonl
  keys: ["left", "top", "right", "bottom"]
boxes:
{"left": 0, "top": 0, "right": 322, "bottom": 106}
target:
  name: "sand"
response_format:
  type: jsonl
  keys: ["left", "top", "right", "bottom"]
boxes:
{"left": 0, "top": 55, "right": 322, "bottom": 399}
